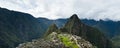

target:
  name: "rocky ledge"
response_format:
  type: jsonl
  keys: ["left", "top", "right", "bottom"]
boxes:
{"left": 16, "top": 32, "right": 97, "bottom": 48}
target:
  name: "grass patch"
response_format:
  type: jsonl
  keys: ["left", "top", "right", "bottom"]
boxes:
{"left": 58, "top": 34, "right": 79, "bottom": 48}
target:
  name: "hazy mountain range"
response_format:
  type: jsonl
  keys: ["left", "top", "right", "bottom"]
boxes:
{"left": 38, "top": 16, "right": 120, "bottom": 38}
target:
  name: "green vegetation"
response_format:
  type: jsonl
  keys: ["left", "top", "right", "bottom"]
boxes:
{"left": 0, "top": 8, "right": 44, "bottom": 48}
{"left": 112, "top": 35, "right": 120, "bottom": 48}
{"left": 58, "top": 34, "right": 79, "bottom": 48}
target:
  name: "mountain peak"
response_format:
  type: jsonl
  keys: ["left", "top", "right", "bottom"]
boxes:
{"left": 47, "top": 23, "right": 58, "bottom": 32}
{"left": 68, "top": 14, "right": 81, "bottom": 23}
{"left": 62, "top": 14, "right": 113, "bottom": 48}
{"left": 70, "top": 14, "right": 79, "bottom": 20}
{"left": 63, "top": 14, "right": 82, "bottom": 34}
{"left": 44, "top": 23, "right": 58, "bottom": 37}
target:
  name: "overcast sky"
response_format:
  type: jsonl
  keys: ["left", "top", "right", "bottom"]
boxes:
{"left": 0, "top": 0, "right": 120, "bottom": 21}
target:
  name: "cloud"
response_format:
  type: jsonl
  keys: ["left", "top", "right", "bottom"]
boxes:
{"left": 0, "top": 0, "right": 120, "bottom": 21}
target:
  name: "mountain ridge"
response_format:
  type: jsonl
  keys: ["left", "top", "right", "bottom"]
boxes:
{"left": 37, "top": 17, "right": 120, "bottom": 38}
{"left": 0, "top": 7, "right": 44, "bottom": 48}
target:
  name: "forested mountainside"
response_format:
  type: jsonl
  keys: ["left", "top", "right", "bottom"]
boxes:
{"left": 0, "top": 8, "right": 44, "bottom": 48}
{"left": 81, "top": 19, "right": 120, "bottom": 38}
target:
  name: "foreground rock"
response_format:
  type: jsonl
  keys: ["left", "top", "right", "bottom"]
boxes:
{"left": 17, "top": 32, "right": 97, "bottom": 48}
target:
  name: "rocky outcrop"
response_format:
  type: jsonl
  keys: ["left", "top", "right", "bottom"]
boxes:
{"left": 17, "top": 32, "right": 96, "bottom": 48}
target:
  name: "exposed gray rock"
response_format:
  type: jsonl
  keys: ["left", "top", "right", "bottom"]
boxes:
{"left": 17, "top": 32, "right": 97, "bottom": 48}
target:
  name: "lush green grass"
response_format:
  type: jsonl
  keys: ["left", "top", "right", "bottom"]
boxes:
{"left": 58, "top": 34, "right": 79, "bottom": 48}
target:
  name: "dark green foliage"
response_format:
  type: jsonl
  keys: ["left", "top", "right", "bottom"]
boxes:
{"left": 0, "top": 8, "right": 44, "bottom": 48}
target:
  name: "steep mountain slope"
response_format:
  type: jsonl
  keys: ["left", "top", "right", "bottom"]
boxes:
{"left": 81, "top": 19, "right": 120, "bottom": 48}
{"left": 0, "top": 8, "right": 44, "bottom": 48}
{"left": 60, "top": 14, "right": 113, "bottom": 48}
{"left": 82, "top": 19, "right": 120, "bottom": 38}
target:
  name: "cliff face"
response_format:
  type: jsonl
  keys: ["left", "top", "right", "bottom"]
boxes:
{"left": 17, "top": 32, "right": 95, "bottom": 48}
